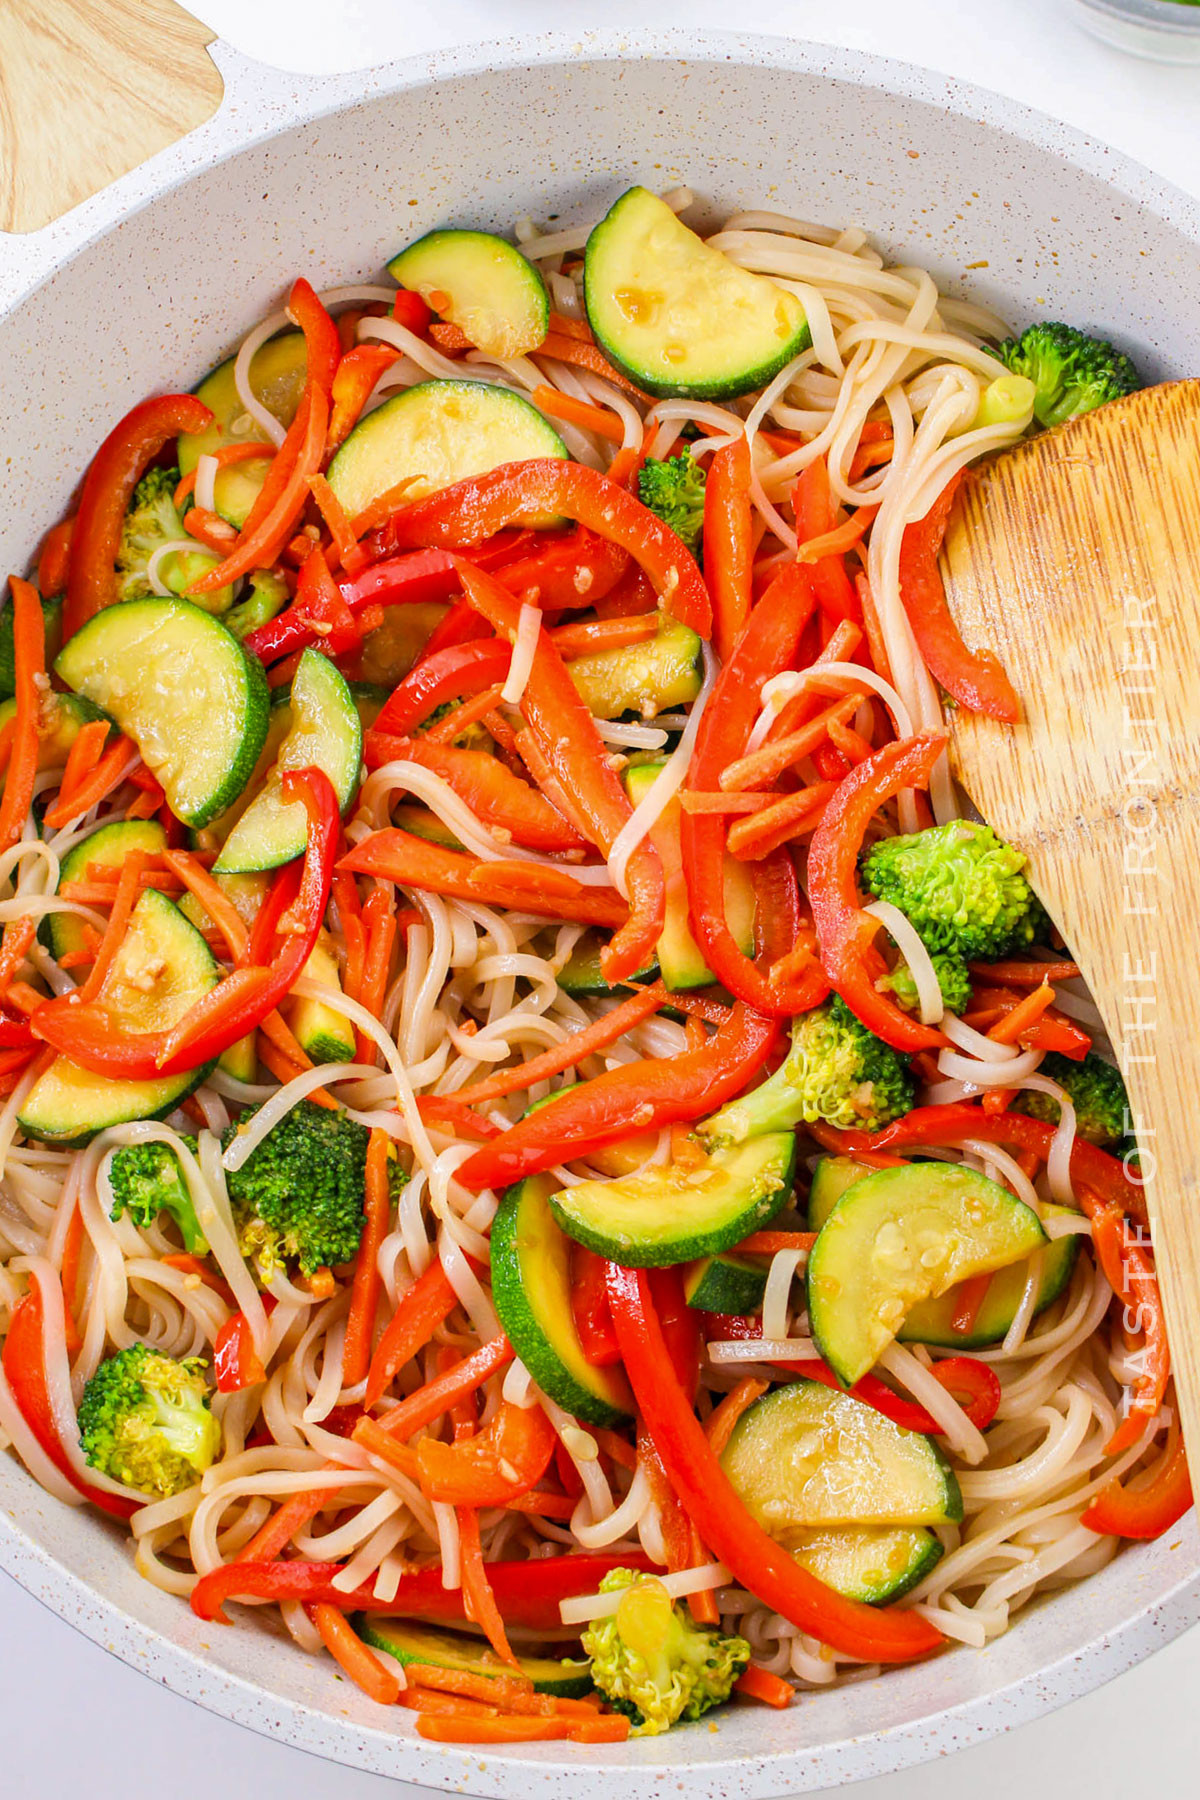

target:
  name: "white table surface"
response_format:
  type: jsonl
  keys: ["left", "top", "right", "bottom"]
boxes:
{"left": 3, "top": 1, "right": 1199, "bottom": 1795}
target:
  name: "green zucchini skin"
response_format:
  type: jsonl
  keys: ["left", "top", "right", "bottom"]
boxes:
{"left": 327, "top": 378, "right": 568, "bottom": 521}
{"left": 55, "top": 596, "right": 270, "bottom": 830}
{"left": 18, "top": 887, "right": 218, "bottom": 1146}
{"left": 805, "top": 1155, "right": 1075, "bottom": 1352}
{"left": 178, "top": 331, "right": 307, "bottom": 528}
{"left": 720, "top": 1378, "right": 963, "bottom": 1534}
{"left": 387, "top": 229, "right": 549, "bottom": 360}
{"left": 46, "top": 818, "right": 167, "bottom": 963}
{"left": 548, "top": 1133, "right": 796, "bottom": 1268}
{"left": 584, "top": 186, "right": 811, "bottom": 401}
{"left": 683, "top": 1252, "right": 769, "bottom": 1314}
{"left": 491, "top": 1175, "right": 633, "bottom": 1428}
{"left": 353, "top": 1616, "right": 592, "bottom": 1696}
{"left": 807, "top": 1162, "right": 1048, "bottom": 1386}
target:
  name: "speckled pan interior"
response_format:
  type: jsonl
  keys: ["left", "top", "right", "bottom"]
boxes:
{"left": 1, "top": 28, "right": 1198, "bottom": 1797}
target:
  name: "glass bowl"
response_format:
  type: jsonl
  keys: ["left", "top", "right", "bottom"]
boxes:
{"left": 1067, "top": 0, "right": 1200, "bottom": 61}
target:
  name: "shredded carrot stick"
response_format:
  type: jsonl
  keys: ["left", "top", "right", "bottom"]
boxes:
{"left": 736, "top": 1231, "right": 817, "bottom": 1257}
{"left": 423, "top": 683, "right": 508, "bottom": 745}
{"left": 451, "top": 978, "right": 667, "bottom": 1107}
{"left": 854, "top": 572, "right": 893, "bottom": 684}
{"left": 355, "top": 887, "right": 396, "bottom": 1062}
{"left": 121, "top": 788, "right": 161, "bottom": 820}
{"left": 342, "top": 1130, "right": 392, "bottom": 1388}
{"left": 413, "top": 1714, "right": 601, "bottom": 1744}
{"left": 678, "top": 790, "right": 777, "bottom": 815}
{"left": 308, "top": 472, "right": 359, "bottom": 568}
{"left": 368, "top": 1334, "right": 513, "bottom": 1441}
{"left": 735, "top": 1664, "right": 796, "bottom": 1709}
{"left": 704, "top": 1376, "right": 769, "bottom": 1458}
{"left": 0, "top": 578, "right": 46, "bottom": 854}
{"left": 727, "top": 781, "right": 838, "bottom": 861}
{"left": 459, "top": 1505, "right": 519, "bottom": 1666}
{"left": 56, "top": 719, "right": 110, "bottom": 817}
{"left": 987, "top": 981, "right": 1055, "bottom": 1045}
{"left": 546, "top": 313, "right": 595, "bottom": 343}
{"left": 42, "top": 735, "right": 141, "bottom": 829}
{"left": 532, "top": 385, "right": 625, "bottom": 444}
{"left": 537, "top": 332, "right": 652, "bottom": 401}
{"left": 950, "top": 1272, "right": 993, "bottom": 1336}
{"left": 60, "top": 1200, "right": 85, "bottom": 1360}
{"left": 416, "top": 1094, "right": 501, "bottom": 1141}
{"left": 37, "top": 517, "right": 74, "bottom": 597}
{"left": 971, "top": 959, "right": 1081, "bottom": 987}
{"left": 0, "top": 918, "right": 36, "bottom": 1001}
{"left": 234, "top": 1475, "right": 345, "bottom": 1564}
{"left": 256, "top": 1009, "right": 338, "bottom": 1109}
{"left": 4, "top": 980, "right": 43, "bottom": 1017}
{"left": 350, "top": 1414, "right": 420, "bottom": 1478}
{"left": 827, "top": 716, "right": 875, "bottom": 764}
{"left": 722, "top": 694, "right": 862, "bottom": 793}
{"left": 589, "top": 1425, "right": 638, "bottom": 1471}
{"left": 796, "top": 504, "right": 880, "bottom": 564}
{"left": 76, "top": 851, "right": 145, "bottom": 1003}
{"left": 184, "top": 507, "right": 238, "bottom": 552}
{"left": 309, "top": 1601, "right": 402, "bottom": 1705}
{"left": 502, "top": 1489, "right": 577, "bottom": 1519}
{"left": 427, "top": 321, "right": 472, "bottom": 355}
{"left": 550, "top": 614, "right": 658, "bottom": 657}
{"left": 162, "top": 851, "right": 250, "bottom": 959}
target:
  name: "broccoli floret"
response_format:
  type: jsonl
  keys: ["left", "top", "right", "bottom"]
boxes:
{"left": 116, "top": 467, "right": 233, "bottom": 613}
{"left": 224, "top": 569, "right": 289, "bottom": 640}
{"left": 997, "top": 322, "right": 1141, "bottom": 431}
{"left": 637, "top": 451, "right": 707, "bottom": 559}
{"left": 861, "top": 821, "right": 1043, "bottom": 961}
{"left": 582, "top": 1570, "right": 751, "bottom": 1735}
{"left": 700, "top": 997, "right": 914, "bottom": 1148}
{"left": 1013, "top": 1051, "right": 1129, "bottom": 1147}
{"left": 224, "top": 1099, "right": 368, "bottom": 1279}
{"left": 108, "top": 1138, "right": 208, "bottom": 1253}
{"left": 77, "top": 1343, "right": 220, "bottom": 1498}
{"left": 878, "top": 953, "right": 973, "bottom": 1018}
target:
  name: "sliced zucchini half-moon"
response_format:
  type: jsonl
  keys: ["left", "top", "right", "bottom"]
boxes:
{"left": 388, "top": 229, "right": 549, "bottom": 359}
{"left": 584, "top": 186, "right": 810, "bottom": 400}
{"left": 326, "top": 378, "right": 568, "bottom": 521}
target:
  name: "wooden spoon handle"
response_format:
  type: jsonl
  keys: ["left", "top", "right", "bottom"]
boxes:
{"left": 0, "top": 0, "right": 222, "bottom": 234}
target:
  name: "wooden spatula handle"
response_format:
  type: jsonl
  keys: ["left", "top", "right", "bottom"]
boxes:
{"left": 0, "top": 0, "right": 222, "bottom": 234}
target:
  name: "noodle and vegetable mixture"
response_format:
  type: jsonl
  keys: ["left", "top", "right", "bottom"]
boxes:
{"left": 0, "top": 185, "right": 1184, "bottom": 1745}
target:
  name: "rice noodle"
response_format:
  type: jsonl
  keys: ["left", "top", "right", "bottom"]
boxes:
{"left": 0, "top": 194, "right": 1153, "bottom": 1717}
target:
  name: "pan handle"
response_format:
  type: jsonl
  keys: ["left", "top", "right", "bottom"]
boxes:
{"left": 0, "top": 4, "right": 326, "bottom": 307}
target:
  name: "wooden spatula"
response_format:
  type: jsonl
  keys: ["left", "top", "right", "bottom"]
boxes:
{"left": 941, "top": 378, "right": 1200, "bottom": 1479}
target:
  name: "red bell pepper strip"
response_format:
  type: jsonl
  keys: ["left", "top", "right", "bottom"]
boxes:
{"left": 327, "top": 344, "right": 400, "bottom": 453}
{"left": 898, "top": 474, "right": 1021, "bottom": 722}
{"left": 362, "top": 732, "right": 584, "bottom": 853}
{"left": 0, "top": 579, "right": 46, "bottom": 854}
{"left": 213, "top": 1311, "right": 267, "bottom": 1393}
{"left": 457, "top": 1000, "right": 779, "bottom": 1193}
{"left": 372, "top": 638, "right": 512, "bottom": 736}
{"left": 650, "top": 1266, "right": 703, "bottom": 1401}
{"left": 339, "top": 828, "right": 627, "bottom": 930}
{"left": 829, "top": 1102, "right": 1148, "bottom": 1227}
{"left": 375, "top": 459, "right": 712, "bottom": 637}
{"left": 1082, "top": 1430, "right": 1192, "bottom": 1539}
{"left": 456, "top": 559, "right": 664, "bottom": 983}
{"left": 37, "top": 516, "right": 74, "bottom": 599}
{"left": 189, "top": 383, "right": 330, "bottom": 594}
{"left": 416, "top": 1399, "right": 558, "bottom": 1506}
{"left": 289, "top": 545, "right": 362, "bottom": 656}
{"left": 392, "top": 289, "right": 433, "bottom": 335}
{"left": 681, "top": 561, "right": 828, "bottom": 1017}
{"left": 286, "top": 277, "right": 340, "bottom": 398}
{"left": 793, "top": 457, "right": 861, "bottom": 624}
{"left": 571, "top": 1246, "right": 622, "bottom": 1367}
{"left": 605, "top": 1264, "right": 943, "bottom": 1662}
{"left": 244, "top": 549, "right": 461, "bottom": 664}
{"left": 703, "top": 437, "right": 753, "bottom": 663}
{"left": 191, "top": 1551, "right": 655, "bottom": 1627}
{"left": 63, "top": 393, "right": 213, "bottom": 637}
{"left": 1078, "top": 1191, "right": 1169, "bottom": 1454}
{"left": 807, "top": 732, "right": 949, "bottom": 1051}
{"left": 495, "top": 526, "right": 630, "bottom": 611}
{"left": 31, "top": 767, "right": 338, "bottom": 1078}
{"left": 2, "top": 1273, "right": 137, "bottom": 1519}
{"left": 364, "top": 1257, "right": 459, "bottom": 1409}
